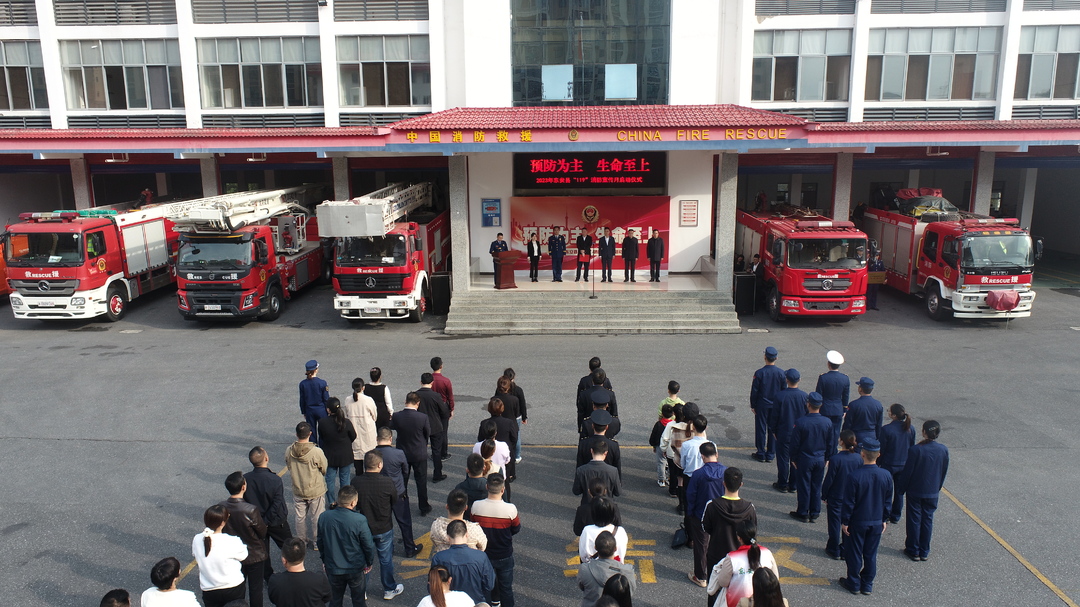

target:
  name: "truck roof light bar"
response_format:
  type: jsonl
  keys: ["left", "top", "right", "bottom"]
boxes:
{"left": 794, "top": 220, "right": 855, "bottom": 229}
{"left": 961, "top": 217, "right": 1019, "bottom": 226}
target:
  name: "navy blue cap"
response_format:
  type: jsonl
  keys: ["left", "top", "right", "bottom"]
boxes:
{"left": 590, "top": 409, "right": 613, "bottom": 426}
{"left": 861, "top": 437, "right": 881, "bottom": 451}
{"left": 305, "top": 359, "right": 319, "bottom": 372}
{"left": 764, "top": 346, "right": 778, "bottom": 358}
{"left": 807, "top": 392, "right": 823, "bottom": 405}
{"left": 785, "top": 368, "right": 800, "bottom": 382}
{"left": 857, "top": 377, "right": 875, "bottom": 389}
{"left": 591, "top": 390, "right": 612, "bottom": 405}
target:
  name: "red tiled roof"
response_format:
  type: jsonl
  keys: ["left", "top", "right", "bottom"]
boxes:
{"left": 389, "top": 105, "right": 807, "bottom": 130}
{"left": 811, "top": 120, "right": 1080, "bottom": 132}
{"left": 0, "top": 127, "right": 381, "bottom": 139}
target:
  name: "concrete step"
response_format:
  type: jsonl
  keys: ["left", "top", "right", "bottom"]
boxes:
{"left": 443, "top": 324, "right": 742, "bottom": 335}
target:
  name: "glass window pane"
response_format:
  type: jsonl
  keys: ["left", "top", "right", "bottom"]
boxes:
{"left": 144, "top": 40, "right": 166, "bottom": 64}
{"left": 9, "top": 66, "right": 30, "bottom": 109}
{"left": 147, "top": 65, "right": 169, "bottom": 108}
{"left": 868, "top": 29, "right": 885, "bottom": 54}
{"left": 261, "top": 39, "right": 281, "bottom": 63}
{"left": 951, "top": 54, "right": 975, "bottom": 99}
{"left": 865, "top": 55, "right": 883, "bottom": 101}
{"left": 81, "top": 41, "right": 101, "bottom": 65}
{"left": 909, "top": 29, "right": 932, "bottom": 54}
{"left": 543, "top": 30, "right": 569, "bottom": 64}
{"left": 385, "top": 36, "right": 409, "bottom": 61}
{"left": 125, "top": 66, "right": 147, "bottom": 108}
{"left": 240, "top": 39, "right": 260, "bottom": 63}
{"left": 905, "top": 55, "right": 928, "bottom": 100}
{"left": 304, "top": 37, "right": 320, "bottom": 62}
{"left": 410, "top": 36, "right": 429, "bottom": 61}
{"left": 60, "top": 41, "right": 80, "bottom": 65}
{"left": 972, "top": 54, "right": 996, "bottom": 99}
{"left": 801, "top": 30, "right": 826, "bottom": 55}
{"left": 774, "top": 31, "right": 799, "bottom": 55}
{"left": 0, "top": 68, "right": 10, "bottom": 109}
{"left": 1061, "top": 26, "right": 1080, "bottom": 53}
{"left": 541, "top": 64, "right": 573, "bottom": 100}
{"left": 956, "top": 27, "right": 979, "bottom": 52}
{"left": 284, "top": 38, "right": 305, "bottom": 62}
{"left": 339, "top": 64, "right": 360, "bottom": 105}
{"left": 927, "top": 54, "right": 952, "bottom": 100}
{"left": 167, "top": 40, "right": 180, "bottom": 64}
{"left": 605, "top": 63, "right": 637, "bottom": 100}
{"left": 1054, "top": 53, "right": 1079, "bottom": 98}
{"left": 242, "top": 64, "right": 263, "bottom": 106}
{"left": 123, "top": 41, "right": 144, "bottom": 65}
{"left": 64, "top": 67, "right": 86, "bottom": 108}
{"left": 754, "top": 31, "right": 772, "bottom": 55}
{"left": 197, "top": 39, "right": 216, "bottom": 63}
{"left": 881, "top": 55, "right": 905, "bottom": 99}
{"left": 1014, "top": 54, "right": 1032, "bottom": 99}
{"left": 826, "top": 55, "right": 850, "bottom": 101}
{"left": 1019, "top": 27, "right": 1035, "bottom": 54}
{"left": 931, "top": 28, "right": 954, "bottom": 53}
{"left": 826, "top": 30, "right": 850, "bottom": 55}
{"left": 978, "top": 27, "right": 1000, "bottom": 52}
{"left": 285, "top": 64, "right": 304, "bottom": 105}
{"left": 1028, "top": 54, "right": 1053, "bottom": 99}
{"left": 411, "top": 63, "right": 430, "bottom": 105}
{"left": 360, "top": 37, "right": 384, "bottom": 61}
{"left": 1034, "top": 26, "right": 1057, "bottom": 53}
{"left": 200, "top": 65, "right": 221, "bottom": 107}
{"left": 263, "top": 65, "right": 283, "bottom": 106}
{"left": 773, "top": 56, "right": 797, "bottom": 100}
{"left": 362, "top": 63, "right": 385, "bottom": 105}
{"left": 752, "top": 57, "right": 772, "bottom": 100}
{"left": 386, "top": 62, "right": 409, "bottom": 105}
{"left": 218, "top": 39, "right": 239, "bottom": 63}
{"left": 105, "top": 65, "right": 126, "bottom": 108}
{"left": 799, "top": 55, "right": 825, "bottom": 101}
{"left": 30, "top": 67, "right": 47, "bottom": 108}
{"left": 221, "top": 64, "right": 240, "bottom": 107}
{"left": 27, "top": 41, "right": 42, "bottom": 66}
{"left": 168, "top": 66, "right": 184, "bottom": 107}
{"left": 102, "top": 40, "right": 123, "bottom": 65}
{"left": 337, "top": 37, "right": 358, "bottom": 62}
{"left": 306, "top": 64, "right": 322, "bottom": 105}
{"left": 885, "top": 29, "right": 908, "bottom": 54}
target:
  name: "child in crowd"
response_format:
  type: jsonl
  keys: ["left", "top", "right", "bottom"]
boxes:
{"left": 658, "top": 380, "right": 685, "bottom": 415}
{"left": 650, "top": 404, "right": 676, "bottom": 487}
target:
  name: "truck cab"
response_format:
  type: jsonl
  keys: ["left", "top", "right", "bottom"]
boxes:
{"left": 332, "top": 222, "right": 429, "bottom": 321}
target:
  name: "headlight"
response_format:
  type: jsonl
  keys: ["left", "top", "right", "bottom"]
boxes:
{"left": 339, "top": 300, "right": 351, "bottom": 308}
{"left": 395, "top": 300, "right": 408, "bottom": 308}
{"left": 70, "top": 297, "right": 85, "bottom": 306}
{"left": 963, "top": 295, "right": 980, "bottom": 302}
{"left": 10, "top": 296, "right": 22, "bottom": 306}
{"left": 852, "top": 299, "right": 865, "bottom": 308}
{"left": 782, "top": 299, "right": 799, "bottom": 308}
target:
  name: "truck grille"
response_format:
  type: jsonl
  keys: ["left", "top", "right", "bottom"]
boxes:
{"left": 12, "top": 279, "right": 80, "bottom": 296}
{"left": 190, "top": 293, "right": 238, "bottom": 306}
{"left": 337, "top": 275, "right": 405, "bottom": 291}
{"left": 803, "top": 300, "right": 851, "bottom": 311}
{"left": 803, "top": 278, "right": 852, "bottom": 291}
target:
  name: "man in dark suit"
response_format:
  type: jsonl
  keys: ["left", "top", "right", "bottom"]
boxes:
{"left": 374, "top": 427, "right": 418, "bottom": 557}
{"left": 575, "top": 231, "right": 593, "bottom": 282}
{"left": 597, "top": 228, "right": 616, "bottom": 282}
{"left": 416, "top": 373, "right": 449, "bottom": 484}
{"left": 489, "top": 233, "right": 509, "bottom": 287}
{"left": 526, "top": 233, "right": 542, "bottom": 282}
{"left": 576, "top": 410, "right": 622, "bottom": 477}
{"left": 577, "top": 357, "right": 613, "bottom": 395}
{"left": 750, "top": 253, "right": 765, "bottom": 303}
{"left": 572, "top": 441, "right": 621, "bottom": 505}
{"left": 578, "top": 390, "right": 621, "bottom": 440}
{"left": 577, "top": 369, "right": 618, "bottom": 435}
{"left": 548, "top": 226, "right": 567, "bottom": 282}
{"left": 646, "top": 229, "right": 664, "bottom": 282}
{"left": 621, "top": 229, "right": 639, "bottom": 282}
{"left": 390, "top": 392, "right": 433, "bottom": 516}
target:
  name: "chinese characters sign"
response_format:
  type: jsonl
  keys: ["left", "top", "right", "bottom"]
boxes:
{"left": 512, "top": 152, "right": 666, "bottom": 193}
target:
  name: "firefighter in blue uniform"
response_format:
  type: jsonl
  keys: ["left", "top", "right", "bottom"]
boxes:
{"left": 822, "top": 430, "right": 862, "bottom": 560}
{"left": 896, "top": 419, "right": 949, "bottom": 561}
{"left": 842, "top": 377, "right": 884, "bottom": 448}
{"left": 816, "top": 350, "right": 850, "bottom": 458}
{"left": 750, "top": 346, "right": 786, "bottom": 463}
{"left": 768, "top": 368, "right": 807, "bottom": 493}
{"left": 548, "top": 226, "right": 567, "bottom": 282}
{"left": 788, "top": 392, "right": 832, "bottom": 523}
{"left": 839, "top": 437, "right": 893, "bottom": 596}
{"left": 489, "top": 233, "right": 509, "bottom": 287}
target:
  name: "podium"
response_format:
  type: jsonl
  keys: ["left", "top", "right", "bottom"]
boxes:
{"left": 492, "top": 250, "right": 523, "bottom": 289}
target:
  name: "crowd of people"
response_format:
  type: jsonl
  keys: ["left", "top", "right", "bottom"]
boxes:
{"left": 95, "top": 350, "right": 949, "bottom": 607}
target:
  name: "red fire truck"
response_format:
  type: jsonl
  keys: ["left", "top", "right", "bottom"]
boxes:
{"left": 169, "top": 186, "right": 331, "bottom": 321}
{"left": 737, "top": 208, "right": 870, "bottom": 321}
{"left": 862, "top": 189, "right": 1039, "bottom": 320}
{"left": 3, "top": 200, "right": 201, "bottom": 321}
{"left": 318, "top": 183, "right": 449, "bottom": 322}
{"left": 0, "top": 254, "right": 12, "bottom": 297}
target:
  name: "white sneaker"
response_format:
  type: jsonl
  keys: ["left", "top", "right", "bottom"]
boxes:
{"left": 515, "top": 457, "right": 522, "bottom": 464}
{"left": 384, "top": 584, "right": 404, "bottom": 600}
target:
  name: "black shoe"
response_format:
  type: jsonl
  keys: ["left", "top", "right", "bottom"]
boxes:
{"left": 404, "top": 548, "right": 420, "bottom": 558}
{"left": 786, "top": 486, "right": 797, "bottom": 493}
{"left": 861, "top": 590, "right": 873, "bottom": 596}
{"left": 418, "top": 507, "right": 432, "bottom": 516}
{"left": 772, "top": 482, "right": 788, "bottom": 493}
{"left": 903, "top": 549, "right": 920, "bottom": 561}
{"left": 631, "top": 279, "right": 636, "bottom": 282}
{"left": 441, "top": 454, "right": 451, "bottom": 461}
{"left": 827, "top": 552, "right": 843, "bottom": 561}
{"left": 889, "top": 517, "right": 901, "bottom": 524}
{"left": 575, "top": 278, "right": 580, "bottom": 282}
{"left": 431, "top": 474, "right": 447, "bottom": 483}
{"left": 764, "top": 458, "right": 774, "bottom": 462}
{"left": 809, "top": 515, "right": 819, "bottom": 523}
{"left": 789, "top": 511, "right": 810, "bottom": 523}
{"left": 919, "top": 556, "right": 928, "bottom": 561}
{"left": 750, "top": 453, "right": 767, "bottom": 462}
{"left": 837, "top": 578, "right": 859, "bottom": 595}
{"left": 623, "top": 279, "right": 629, "bottom": 282}
{"left": 584, "top": 277, "right": 589, "bottom": 281}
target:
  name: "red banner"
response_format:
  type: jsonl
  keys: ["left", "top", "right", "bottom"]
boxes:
{"left": 509, "top": 196, "right": 669, "bottom": 270}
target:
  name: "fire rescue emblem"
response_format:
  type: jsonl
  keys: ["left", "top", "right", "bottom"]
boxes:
{"left": 97, "top": 258, "right": 107, "bottom": 273}
{"left": 260, "top": 269, "right": 267, "bottom": 282}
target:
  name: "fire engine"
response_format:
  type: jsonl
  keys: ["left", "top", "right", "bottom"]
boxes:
{"left": 317, "top": 182, "right": 449, "bottom": 322}
{"left": 0, "top": 253, "right": 12, "bottom": 297}
{"left": 3, "top": 199, "right": 204, "bottom": 321}
{"left": 168, "top": 185, "right": 330, "bottom": 321}
{"left": 737, "top": 208, "right": 870, "bottom": 322}
{"left": 862, "top": 188, "right": 1040, "bottom": 320}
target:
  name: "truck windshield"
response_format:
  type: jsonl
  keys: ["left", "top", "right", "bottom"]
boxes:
{"left": 337, "top": 235, "right": 408, "bottom": 267}
{"left": 787, "top": 238, "right": 867, "bottom": 270}
{"left": 3, "top": 232, "right": 83, "bottom": 266}
{"left": 962, "top": 234, "right": 1033, "bottom": 270}
{"left": 177, "top": 240, "right": 252, "bottom": 270}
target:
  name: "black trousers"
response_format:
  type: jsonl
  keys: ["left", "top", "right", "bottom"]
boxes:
{"left": 624, "top": 259, "right": 637, "bottom": 281}
{"left": 601, "top": 257, "right": 613, "bottom": 280}
{"left": 431, "top": 431, "right": 446, "bottom": 474}
{"left": 262, "top": 521, "right": 293, "bottom": 579}
{"left": 241, "top": 560, "right": 264, "bottom": 607}
{"left": 393, "top": 492, "right": 417, "bottom": 553}
{"left": 407, "top": 459, "right": 429, "bottom": 512}
{"left": 529, "top": 257, "right": 539, "bottom": 280}
{"left": 576, "top": 260, "right": 590, "bottom": 280}
{"left": 650, "top": 260, "right": 661, "bottom": 281}
{"left": 203, "top": 582, "right": 245, "bottom": 607}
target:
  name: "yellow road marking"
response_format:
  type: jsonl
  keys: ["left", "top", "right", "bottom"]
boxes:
{"left": 401, "top": 568, "right": 430, "bottom": 580}
{"left": 778, "top": 577, "right": 830, "bottom": 585}
{"left": 759, "top": 536, "right": 801, "bottom": 544}
{"left": 566, "top": 555, "right": 581, "bottom": 566}
{"left": 773, "top": 546, "right": 813, "bottom": 576}
{"left": 563, "top": 569, "right": 578, "bottom": 577}
{"left": 566, "top": 541, "right": 578, "bottom": 551}
{"left": 401, "top": 559, "right": 428, "bottom": 567}
{"left": 638, "top": 558, "right": 657, "bottom": 583}
{"left": 625, "top": 550, "right": 654, "bottom": 557}
{"left": 178, "top": 559, "right": 196, "bottom": 583}
{"left": 628, "top": 539, "right": 656, "bottom": 546}
{"left": 943, "top": 488, "right": 1079, "bottom": 607}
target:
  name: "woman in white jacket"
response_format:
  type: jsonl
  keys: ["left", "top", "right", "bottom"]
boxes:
{"left": 707, "top": 521, "right": 780, "bottom": 607}
{"left": 192, "top": 504, "right": 247, "bottom": 607}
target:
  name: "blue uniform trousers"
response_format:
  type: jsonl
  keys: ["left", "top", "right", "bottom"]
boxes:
{"left": 905, "top": 496, "right": 939, "bottom": 558}
{"left": 774, "top": 433, "right": 793, "bottom": 488}
{"left": 754, "top": 406, "right": 775, "bottom": 459}
{"left": 889, "top": 470, "right": 904, "bottom": 521}
{"left": 825, "top": 415, "right": 843, "bottom": 458}
{"left": 794, "top": 457, "right": 825, "bottom": 518}
{"left": 305, "top": 406, "right": 328, "bottom": 446}
{"left": 844, "top": 522, "right": 884, "bottom": 593}
{"left": 551, "top": 254, "right": 564, "bottom": 280}
{"left": 825, "top": 498, "right": 844, "bottom": 558}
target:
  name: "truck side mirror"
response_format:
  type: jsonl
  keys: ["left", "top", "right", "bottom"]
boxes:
{"left": 414, "top": 237, "right": 423, "bottom": 252}
{"left": 1035, "top": 237, "right": 1044, "bottom": 261}
{"left": 255, "top": 240, "right": 269, "bottom": 265}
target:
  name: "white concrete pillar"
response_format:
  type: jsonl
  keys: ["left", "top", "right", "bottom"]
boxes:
{"left": 35, "top": 0, "right": 67, "bottom": 129}
{"left": 848, "top": 0, "right": 873, "bottom": 122}
{"left": 449, "top": 155, "right": 470, "bottom": 294}
{"left": 155, "top": 173, "right": 168, "bottom": 197}
{"left": 174, "top": 0, "right": 202, "bottom": 128}
{"left": 70, "top": 157, "right": 90, "bottom": 209}
{"left": 318, "top": 0, "right": 341, "bottom": 127}
{"left": 1016, "top": 167, "right": 1037, "bottom": 228}
{"left": 833, "top": 153, "right": 853, "bottom": 220}
{"left": 997, "top": 0, "right": 1026, "bottom": 120}
{"left": 906, "top": 169, "right": 920, "bottom": 189}
{"left": 790, "top": 173, "right": 803, "bottom": 207}
{"left": 714, "top": 152, "right": 739, "bottom": 295}
{"left": 332, "top": 157, "right": 349, "bottom": 200}
{"left": 200, "top": 157, "right": 219, "bottom": 196}
{"left": 971, "top": 151, "right": 996, "bottom": 215}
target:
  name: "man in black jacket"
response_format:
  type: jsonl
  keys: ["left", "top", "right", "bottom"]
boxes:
{"left": 597, "top": 227, "right": 616, "bottom": 282}
{"left": 622, "top": 229, "right": 639, "bottom": 282}
{"left": 575, "top": 231, "right": 593, "bottom": 282}
{"left": 577, "top": 369, "right": 619, "bottom": 434}
{"left": 646, "top": 229, "right": 664, "bottom": 282}
{"left": 417, "top": 372, "right": 449, "bottom": 483}
{"left": 244, "top": 446, "right": 293, "bottom": 581}
{"left": 390, "top": 392, "right": 433, "bottom": 516}
{"left": 220, "top": 471, "right": 268, "bottom": 607}
{"left": 351, "top": 451, "right": 404, "bottom": 600}
{"left": 576, "top": 410, "right": 622, "bottom": 477}
{"left": 374, "top": 427, "right": 418, "bottom": 557}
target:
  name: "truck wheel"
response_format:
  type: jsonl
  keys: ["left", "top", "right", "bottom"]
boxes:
{"left": 925, "top": 284, "right": 948, "bottom": 321}
{"left": 409, "top": 281, "right": 429, "bottom": 323}
{"left": 260, "top": 286, "right": 283, "bottom": 322}
{"left": 319, "top": 262, "right": 333, "bottom": 286}
{"left": 767, "top": 286, "right": 784, "bottom": 322}
{"left": 104, "top": 284, "right": 127, "bottom": 322}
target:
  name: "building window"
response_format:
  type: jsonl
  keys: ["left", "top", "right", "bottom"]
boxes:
{"left": 0, "top": 41, "right": 47, "bottom": 110}
{"left": 192, "top": 0, "right": 316, "bottom": 24}
{"left": 1015, "top": 25, "right": 1080, "bottom": 100}
{"left": 337, "top": 36, "right": 430, "bottom": 107}
{"left": 53, "top": 0, "right": 176, "bottom": 25}
{"left": 864, "top": 27, "right": 1000, "bottom": 101}
{"left": 61, "top": 39, "right": 181, "bottom": 110}
{"left": 0, "top": 0, "right": 37, "bottom": 25}
{"left": 752, "top": 30, "right": 851, "bottom": 102}
{"left": 871, "top": 0, "right": 1005, "bottom": 12}
{"left": 511, "top": 0, "right": 671, "bottom": 106}
{"left": 334, "top": 0, "right": 427, "bottom": 21}
{"left": 756, "top": 0, "right": 855, "bottom": 15}
{"left": 199, "top": 38, "right": 322, "bottom": 109}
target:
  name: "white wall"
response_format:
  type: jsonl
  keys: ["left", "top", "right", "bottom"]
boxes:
{"left": 669, "top": 0, "right": 720, "bottom": 104}
{"left": 466, "top": 153, "right": 513, "bottom": 272}
{"left": 666, "top": 150, "right": 715, "bottom": 271}
{"left": 461, "top": 0, "right": 513, "bottom": 107}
